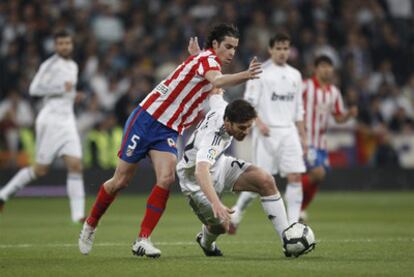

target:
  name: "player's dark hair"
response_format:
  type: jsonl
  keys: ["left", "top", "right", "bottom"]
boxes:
{"left": 314, "top": 55, "right": 333, "bottom": 67}
{"left": 224, "top": 99, "right": 257, "bottom": 123}
{"left": 205, "top": 23, "right": 240, "bottom": 49}
{"left": 53, "top": 29, "right": 71, "bottom": 40}
{"left": 269, "top": 32, "right": 291, "bottom": 47}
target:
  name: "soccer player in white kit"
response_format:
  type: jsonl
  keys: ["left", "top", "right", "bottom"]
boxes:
{"left": 0, "top": 30, "right": 85, "bottom": 223}
{"left": 229, "top": 33, "right": 307, "bottom": 232}
{"left": 177, "top": 92, "right": 297, "bottom": 257}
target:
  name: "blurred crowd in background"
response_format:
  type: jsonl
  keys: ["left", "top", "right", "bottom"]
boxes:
{"left": 0, "top": 0, "right": 413, "bottom": 169}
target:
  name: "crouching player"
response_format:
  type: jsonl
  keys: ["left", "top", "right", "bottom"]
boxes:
{"left": 177, "top": 92, "right": 293, "bottom": 256}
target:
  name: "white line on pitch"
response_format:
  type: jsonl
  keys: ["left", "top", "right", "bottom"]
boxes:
{"left": 0, "top": 238, "right": 413, "bottom": 249}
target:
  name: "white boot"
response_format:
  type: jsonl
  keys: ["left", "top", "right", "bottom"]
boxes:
{"left": 132, "top": 237, "right": 161, "bottom": 258}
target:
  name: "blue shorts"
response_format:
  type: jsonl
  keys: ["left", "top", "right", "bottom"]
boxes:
{"left": 118, "top": 106, "right": 178, "bottom": 163}
{"left": 305, "top": 146, "right": 330, "bottom": 171}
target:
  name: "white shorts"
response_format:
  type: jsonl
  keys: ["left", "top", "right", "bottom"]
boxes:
{"left": 252, "top": 126, "right": 305, "bottom": 176}
{"left": 177, "top": 155, "right": 251, "bottom": 196}
{"left": 35, "top": 116, "right": 82, "bottom": 165}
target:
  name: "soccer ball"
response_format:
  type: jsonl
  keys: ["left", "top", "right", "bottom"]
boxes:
{"left": 282, "top": 222, "right": 316, "bottom": 257}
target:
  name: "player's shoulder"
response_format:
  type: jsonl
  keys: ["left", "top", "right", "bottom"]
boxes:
{"left": 329, "top": 84, "right": 341, "bottom": 95}
{"left": 262, "top": 59, "right": 273, "bottom": 70}
{"left": 200, "top": 49, "right": 221, "bottom": 64}
{"left": 199, "top": 110, "right": 224, "bottom": 136}
{"left": 40, "top": 54, "right": 59, "bottom": 67}
{"left": 285, "top": 64, "right": 302, "bottom": 78}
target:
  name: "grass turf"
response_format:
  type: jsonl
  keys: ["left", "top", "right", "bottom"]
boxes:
{"left": 0, "top": 192, "right": 413, "bottom": 277}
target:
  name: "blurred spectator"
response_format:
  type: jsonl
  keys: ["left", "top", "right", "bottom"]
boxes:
{"left": 0, "top": 0, "right": 413, "bottom": 169}
{"left": 0, "top": 90, "right": 33, "bottom": 166}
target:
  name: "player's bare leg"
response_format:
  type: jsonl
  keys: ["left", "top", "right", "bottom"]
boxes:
{"left": 0, "top": 163, "right": 48, "bottom": 212}
{"left": 63, "top": 155, "right": 85, "bottom": 223}
{"left": 79, "top": 159, "right": 138, "bottom": 255}
{"left": 132, "top": 150, "right": 176, "bottom": 258}
{"left": 285, "top": 172, "right": 303, "bottom": 224}
{"left": 233, "top": 165, "right": 289, "bottom": 241}
{"left": 301, "top": 166, "right": 326, "bottom": 220}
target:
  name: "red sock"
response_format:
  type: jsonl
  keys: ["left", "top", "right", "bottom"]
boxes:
{"left": 301, "top": 174, "right": 319, "bottom": 210}
{"left": 86, "top": 185, "right": 116, "bottom": 228}
{"left": 139, "top": 185, "right": 170, "bottom": 238}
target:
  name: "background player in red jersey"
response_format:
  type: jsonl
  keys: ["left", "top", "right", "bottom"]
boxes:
{"left": 79, "top": 24, "right": 262, "bottom": 258}
{"left": 301, "top": 55, "right": 358, "bottom": 220}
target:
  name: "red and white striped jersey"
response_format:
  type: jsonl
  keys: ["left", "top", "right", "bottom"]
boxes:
{"left": 140, "top": 49, "right": 222, "bottom": 134}
{"left": 303, "top": 77, "right": 345, "bottom": 149}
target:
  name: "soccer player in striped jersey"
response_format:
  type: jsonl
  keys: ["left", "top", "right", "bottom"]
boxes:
{"left": 0, "top": 30, "right": 85, "bottom": 223}
{"left": 79, "top": 23, "right": 262, "bottom": 257}
{"left": 300, "top": 55, "right": 357, "bottom": 220}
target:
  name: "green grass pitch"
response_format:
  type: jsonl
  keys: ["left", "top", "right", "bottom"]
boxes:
{"left": 1, "top": 192, "right": 413, "bottom": 276}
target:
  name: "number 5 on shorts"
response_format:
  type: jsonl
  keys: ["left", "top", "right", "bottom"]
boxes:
{"left": 128, "top": 135, "right": 140, "bottom": 150}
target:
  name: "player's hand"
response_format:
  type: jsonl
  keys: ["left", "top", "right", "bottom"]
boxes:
{"left": 301, "top": 137, "right": 308, "bottom": 156}
{"left": 348, "top": 106, "right": 358, "bottom": 118}
{"left": 188, "top": 36, "right": 201, "bottom": 56}
{"left": 75, "top": 91, "right": 86, "bottom": 104}
{"left": 246, "top": 57, "right": 262, "bottom": 80}
{"left": 210, "top": 88, "right": 224, "bottom": 96}
{"left": 212, "top": 202, "right": 234, "bottom": 228}
{"left": 257, "top": 120, "right": 270, "bottom": 137}
{"left": 64, "top": 81, "right": 73, "bottom": 92}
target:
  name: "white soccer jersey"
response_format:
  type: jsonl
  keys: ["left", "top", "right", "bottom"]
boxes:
{"left": 29, "top": 54, "right": 78, "bottom": 120}
{"left": 29, "top": 54, "right": 81, "bottom": 163}
{"left": 244, "top": 60, "right": 303, "bottom": 127}
{"left": 140, "top": 49, "right": 222, "bottom": 134}
{"left": 177, "top": 95, "right": 231, "bottom": 170}
{"left": 303, "top": 77, "right": 345, "bottom": 149}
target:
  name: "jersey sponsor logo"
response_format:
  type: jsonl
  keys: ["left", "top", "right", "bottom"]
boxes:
{"left": 271, "top": 92, "right": 295, "bottom": 101}
{"left": 167, "top": 138, "right": 176, "bottom": 148}
{"left": 207, "top": 148, "right": 217, "bottom": 161}
{"left": 155, "top": 83, "right": 170, "bottom": 95}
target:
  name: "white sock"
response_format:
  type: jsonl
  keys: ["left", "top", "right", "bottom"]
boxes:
{"left": 0, "top": 167, "right": 36, "bottom": 201}
{"left": 284, "top": 182, "right": 303, "bottom": 224}
{"left": 234, "top": 191, "right": 258, "bottom": 212}
{"left": 201, "top": 225, "right": 219, "bottom": 251}
{"left": 67, "top": 172, "right": 85, "bottom": 222}
{"left": 260, "top": 193, "right": 289, "bottom": 240}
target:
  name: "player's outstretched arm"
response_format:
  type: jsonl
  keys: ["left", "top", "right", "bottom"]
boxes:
{"left": 334, "top": 105, "right": 358, "bottom": 123}
{"left": 195, "top": 161, "right": 233, "bottom": 227}
{"left": 205, "top": 57, "right": 262, "bottom": 89}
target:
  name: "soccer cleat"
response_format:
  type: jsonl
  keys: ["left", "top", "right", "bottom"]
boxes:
{"left": 0, "top": 198, "right": 5, "bottom": 212}
{"left": 228, "top": 206, "right": 243, "bottom": 235}
{"left": 196, "top": 232, "right": 223, "bottom": 257}
{"left": 78, "top": 222, "right": 96, "bottom": 255}
{"left": 132, "top": 237, "right": 161, "bottom": 258}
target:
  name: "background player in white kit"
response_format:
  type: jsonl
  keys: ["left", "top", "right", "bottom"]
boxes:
{"left": 177, "top": 92, "right": 294, "bottom": 256}
{"left": 229, "top": 33, "right": 307, "bottom": 232}
{"left": 0, "top": 30, "right": 85, "bottom": 223}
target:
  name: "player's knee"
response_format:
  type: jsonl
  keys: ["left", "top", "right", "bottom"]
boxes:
{"left": 208, "top": 224, "right": 226, "bottom": 235}
{"left": 68, "top": 162, "right": 82, "bottom": 173}
{"left": 311, "top": 168, "right": 325, "bottom": 183}
{"left": 33, "top": 165, "right": 48, "bottom": 177}
{"left": 257, "top": 172, "right": 277, "bottom": 196}
{"left": 112, "top": 174, "right": 131, "bottom": 190}
{"left": 287, "top": 173, "right": 301, "bottom": 183}
{"left": 156, "top": 172, "right": 175, "bottom": 188}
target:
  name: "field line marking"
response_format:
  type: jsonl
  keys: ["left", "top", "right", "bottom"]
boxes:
{"left": 0, "top": 238, "right": 413, "bottom": 249}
